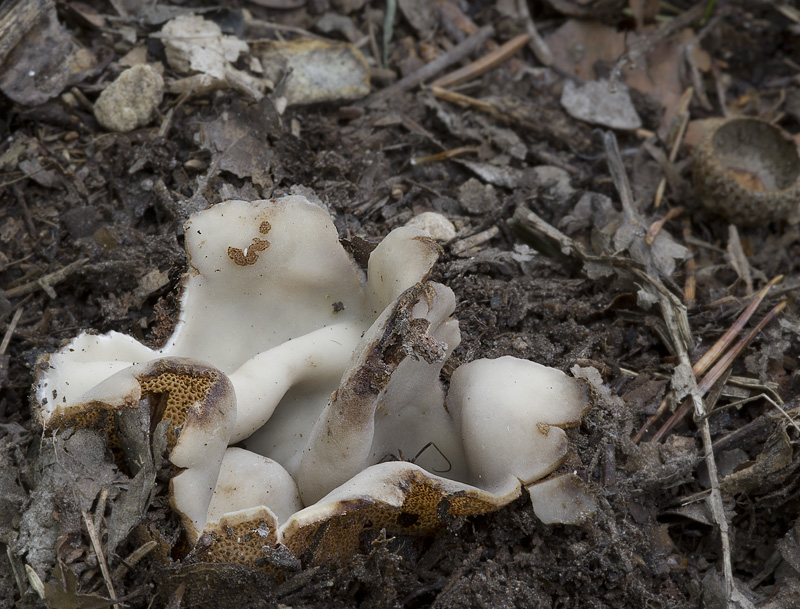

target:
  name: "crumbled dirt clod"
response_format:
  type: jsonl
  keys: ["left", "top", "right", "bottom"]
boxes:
{"left": 94, "top": 65, "right": 165, "bottom": 133}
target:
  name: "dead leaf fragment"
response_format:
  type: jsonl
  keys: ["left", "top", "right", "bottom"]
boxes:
{"left": 158, "top": 14, "right": 266, "bottom": 98}
{"left": 198, "top": 99, "right": 275, "bottom": 189}
{"left": 161, "top": 14, "right": 248, "bottom": 79}
{"left": 398, "top": 0, "right": 440, "bottom": 36}
{"left": 14, "top": 430, "right": 121, "bottom": 575}
{"left": 254, "top": 38, "right": 370, "bottom": 106}
{"left": 0, "top": 0, "right": 77, "bottom": 105}
{"left": 721, "top": 427, "right": 794, "bottom": 496}
{"left": 777, "top": 519, "right": 800, "bottom": 575}
{"left": 546, "top": 20, "right": 692, "bottom": 133}
{"left": 561, "top": 79, "right": 642, "bottom": 131}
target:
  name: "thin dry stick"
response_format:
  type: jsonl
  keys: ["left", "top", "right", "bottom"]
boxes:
{"left": 693, "top": 276, "right": 783, "bottom": 374}
{"left": 112, "top": 541, "right": 158, "bottom": 580}
{"left": 682, "top": 221, "right": 696, "bottom": 308}
{"left": 367, "top": 25, "right": 494, "bottom": 105}
{"left": 4, "top": 258, "right": 89, "bottom": 299}
{"left": 83, "top": 511, "right": 118, "bottom": 609}
{"left": 428, "top": 86, "right": 498, "bottom": 113}
{"left": 0, "top": 306, "right": 23, "bottom": 355}
{"left": 654, "top": 87, "right": 693, "bottom": 208}
{"left": 633, "top": 275, "right": 783, "bottom": 442}
{"left": 411, "top": 146, "right": 479, "bottom": 165}
{"left": 651, "top": 298, "right": 788, "bottom": 442}
{"left": 515, "top": 0, "right": 552, "bottom": 65}
{"left": 94, "top": 488, "right": 109, "bottom": 533}
{"left": 430, "top": 33, "right": 530, "bottom": 89}
{"left": 602, "top": 131, "right": 742, "bottom": 606}
{"left": 645, "top": 206, "right": 684, "bottom": 244}
{"left": 5, "top": 546, "right": 26, "bottom": 597}
{"left": 727, "top": 224, "right": 754, "bottom": 295}
{"left": 609, "top": 4, "right": 704, "bottom": 91}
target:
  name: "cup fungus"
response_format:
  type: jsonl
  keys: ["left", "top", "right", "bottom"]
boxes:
{"left": 693, "top": 117, "right": 800, "bottom": 225}
{"left": 33, "top": 196, "right": 593, "bottom": 568}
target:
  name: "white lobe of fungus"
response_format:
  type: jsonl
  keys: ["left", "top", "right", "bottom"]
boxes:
{"left": 447, "top": 357, "right": 591, "bottom": 497}
{"left": 32, "top": 195, "right": 593, "bottom": 567}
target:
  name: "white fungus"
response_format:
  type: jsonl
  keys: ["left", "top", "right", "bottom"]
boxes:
{"left": 33, "top": 196, "right": 593, "bottom": 566}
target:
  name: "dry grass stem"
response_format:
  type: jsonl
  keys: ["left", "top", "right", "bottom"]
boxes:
{"left": 82, "top": 510, "right": 118, "bottom": 609}
{"left": 431, "top": 33, "right": 530, "bottom": 89}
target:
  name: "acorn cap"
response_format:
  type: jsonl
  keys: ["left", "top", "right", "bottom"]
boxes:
{"left": 693, "top": 117, "right": 800, "bottom": 225}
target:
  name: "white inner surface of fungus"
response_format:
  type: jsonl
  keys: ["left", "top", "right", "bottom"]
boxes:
{"left": 34, "top": 196, "right": 592, "bottom": 544}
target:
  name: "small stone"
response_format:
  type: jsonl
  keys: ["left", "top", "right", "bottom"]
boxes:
{"left": 94, "top": 65, "right": 164, "bottom": 132}
{"left": 457, "top": 178, "right": 498, "bottom": 215}
{"left": 405, "top": 212, "right": 456, "bottom": 242}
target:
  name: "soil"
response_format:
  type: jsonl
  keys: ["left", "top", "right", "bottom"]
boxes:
{"left": 1, "top": 1, "right": 800, "bottom": 608}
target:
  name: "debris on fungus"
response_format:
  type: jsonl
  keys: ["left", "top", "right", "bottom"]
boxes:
{"left": 32, "top": 195, "right": 594, "bottom": 570}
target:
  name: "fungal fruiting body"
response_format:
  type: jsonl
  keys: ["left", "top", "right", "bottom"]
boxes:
{"left": 33, "top": 196, "right": 594, "bottom": 567}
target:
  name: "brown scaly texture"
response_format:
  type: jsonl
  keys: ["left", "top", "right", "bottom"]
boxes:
{"left": 138, "top": 370, "right": 214, "bottom": 450}
{"left": 44, "top": 362, "right": 222, "bottom": 461}
{"left": 193, "top": 510, "right": 281, "bottom": 568}
{"left": 194, "top": 471, "right": 511, "bottom": 571}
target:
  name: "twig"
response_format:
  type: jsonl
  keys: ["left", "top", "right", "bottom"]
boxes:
{"left": 609, "top": 5, "right": 704, "bottom": 92}
{"left": 727, "top": 224, "right": 754, "bottom": 295}
{"left": 712, "top": 402, "right": 800, "bottom": 454}
{"left": 771, "top": 399, "right": 800, "bottom": 433}
{"left": 450, "top": 226, "right": 500, "bottom": 256}
{"left": 515, "top": 0, "right": 552, "bottom": 65}
{"left": 112, "top": 541, "right": 158, "bottom": 580}
{"left": 430, "top": 33, "right": 531, "bottom": 89}
{"left": 654, "top": 87, "right": 692, "bottom": 208}
{"left": 0, "top": 306, "right": 23, "bottom": 355}
{"left": 691, "top": 278, "right": 782, "bottom": 386}
{"left": 383, "top": 0, "right": 396, "bottom": 68}
{"left": 411, "top": 146, "right": 478, "bottom": 165}
{"left": 83, "top": 510, "right": 119, "bottom": 609}
{"left": 682, "top": 221, "right": 696, "bottom": 308}
{"left": 242, "top": 19, "right": 334, "bottom": 43}
{"left": 601, "top": 131, "right": 745, "bottom": 608}
{"left": 366, "top": 12, "right": 382, "bottom": 70}
{"left": 0, "top": 0, "right": 49, "bottom": 67}
{"left": 651, "top": 298, "right": 788, "bottom": 442}
{"left": 428, "top": 86, "right": 499, "bottom": 113}
{"left": 4, "top": 258, "right": 90, "bottom": 299}
{"left": 94, "top": 488, "right": 109, "bottom": 532}
{"left": 633, "top": 274, "right": 782, "bottom": 442}
{"left": 367, "top": 25, "right": 494, "bottom": 105}
{"left": 5, "top": 546, "right": 26, "bottom": 596}
{"left": 645, "top": 206, "right": 684, "bottom": 244}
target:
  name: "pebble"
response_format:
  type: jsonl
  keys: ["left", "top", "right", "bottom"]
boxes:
{"left": 405, "top": 212, "right": 457, "bottom": 242}
{"left": 94, "top": 64, "right": 164, "bottom": 132}
{"left": 458, "top": 178, "right": 498, "bottom": 215}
